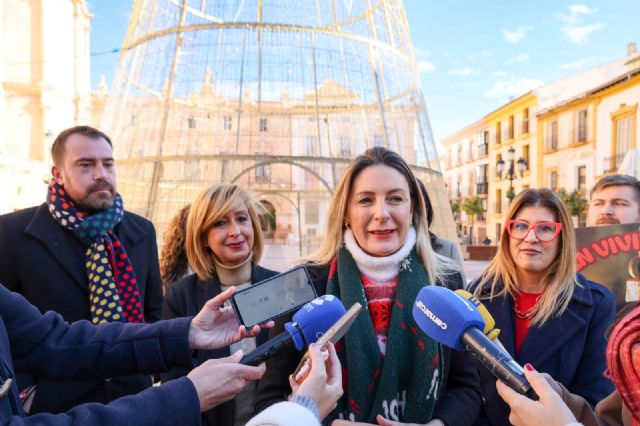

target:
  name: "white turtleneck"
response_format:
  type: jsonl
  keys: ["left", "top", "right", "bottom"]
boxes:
{"left": 343, "top": 226, "right": 417, "bottom": 283}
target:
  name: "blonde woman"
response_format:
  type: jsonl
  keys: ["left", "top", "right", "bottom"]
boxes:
{"left": 471, "top": 188, "right": 616, "bottom": 426}
{"left": 162, "top": 184, "right": 278, "bottom": 426}
{"left": 257, "top": 147, "right": 481, "bottom": 426}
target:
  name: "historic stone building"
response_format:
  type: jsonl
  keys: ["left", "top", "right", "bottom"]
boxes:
{"left": 1, "top": 0, "right": 92, "bottom": 212}
{"left": 101, "top": 0, "right": 455, "bottom": 253}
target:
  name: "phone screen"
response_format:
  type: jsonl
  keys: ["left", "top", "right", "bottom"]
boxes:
{"left": 231, "top": 266, "right": 316, "bottom": 327}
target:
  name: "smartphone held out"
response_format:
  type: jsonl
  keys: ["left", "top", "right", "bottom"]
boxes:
{"left": 230, "top": 265, "right": 317, "bottom": 328}
{"left": 293, "top": 302, "right": 362, "bottom": 383}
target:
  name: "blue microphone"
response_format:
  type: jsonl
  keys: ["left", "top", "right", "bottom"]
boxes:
{"left": 241, "top": 295, "right": 346, "bottom": 366}
{"left": 412, "top": 286, "right": 536, "bottom": 398}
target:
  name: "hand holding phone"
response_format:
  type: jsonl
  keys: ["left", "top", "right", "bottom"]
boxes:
{"left": 293, "top": 302, "right": 362, "bottom": 383}
{"left": 289, "top": 342, "right": 343, "bottom": 420}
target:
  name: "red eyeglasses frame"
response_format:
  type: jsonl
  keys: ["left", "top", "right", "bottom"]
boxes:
{"left": 505, "top": 219, "right": 563, "bottom": 242}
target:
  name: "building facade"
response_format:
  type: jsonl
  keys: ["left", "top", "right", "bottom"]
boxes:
{"left": 441, "top": 119, "right": 490, "bottom": 245}
{"left": 1, "top": 0, "right": 92, "bottom": 212}
{"left": 487, "top": 92, "right": 537, "bottom": 241}
{"left": 442, "top": 43, "right": 640, "bottom": 243}
{"left": 536, "top": 44, "right": 640, "bottom": 203}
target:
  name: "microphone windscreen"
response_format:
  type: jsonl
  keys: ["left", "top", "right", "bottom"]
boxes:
{"left": 286, "top": 295, "right": 346, "bottom": 350}
{"left": 412, "top": 286, "right": 485, "bottom": 350}
{"left": 455, "top": 289, "right": 498, "bottom": 337}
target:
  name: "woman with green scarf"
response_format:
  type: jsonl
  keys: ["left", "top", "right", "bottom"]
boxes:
{"left": 256, "top": 147, "right": 481, "bottom": 426}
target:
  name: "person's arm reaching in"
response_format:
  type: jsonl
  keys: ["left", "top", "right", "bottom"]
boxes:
{"left": 2, "top": 285, "right": 269, "bottom": 425}
{"left": 496, "top": 364, "right": 582, "bottom": 426}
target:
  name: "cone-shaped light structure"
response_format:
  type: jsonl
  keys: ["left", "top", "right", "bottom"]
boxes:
{"left": 102, "top": 0, "right": 455, "bottom": 250}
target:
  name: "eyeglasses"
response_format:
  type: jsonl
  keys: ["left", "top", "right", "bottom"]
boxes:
{"left": 505, "top": 220, "right": 563, "bottom": 242}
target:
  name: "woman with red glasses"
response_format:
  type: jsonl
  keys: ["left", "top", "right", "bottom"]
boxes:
{"left": 470, "top": 188, "right": 616, "bottom": 426}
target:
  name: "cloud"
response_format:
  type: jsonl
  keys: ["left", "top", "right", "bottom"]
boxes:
{"left": 568, "top": 4, "right": 597, "bottom": 16}
{"left": 493, "top": 70, "right": 507, "bottom": 77}
{"left": 466, "top": 50, "right": 492, "bottom": 61}
{"left": 554, "top": 5, "right": 606, "bottom": 44}
{"left": 559, "top": 58, "right": 593, "bottom": 69}
{"left": 502, "top": 26, "right": 533, "bottom": 44}
{"left": 449, "top": 66, "right": 476, "bottom": 76}
{"left": 563, "top": 23, "right": 606, "bottom": 44}
{"left": 484, "top": 78, "right": 544, "bottom": 100}
{"left": 417, "top": 60, "right": 435, "bottom": 73}
{"left": 505, "top": 53, "right": 529, "bottom": 65}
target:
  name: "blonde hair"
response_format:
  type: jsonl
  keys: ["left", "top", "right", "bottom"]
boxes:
{"left": 160, "top": 204, "right": 191, "bottom": 286}
{"left": 186, "top": 185, "right": 265, "bottom": 280}
{"left": 303, "top": 146, "right": 459, "bottom": 284}
{"left": 473, "top": 188, "right": 578, "bottom": 326}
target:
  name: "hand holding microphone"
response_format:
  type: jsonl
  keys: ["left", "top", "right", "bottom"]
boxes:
{"left": 412, "top": 286, "right": 537, "bottom": 399}
{"left": 496, "top": 364, "right": 577, "bottom": 426}
{"left": 241, "top": 295, "right": 346, "bottom": 366}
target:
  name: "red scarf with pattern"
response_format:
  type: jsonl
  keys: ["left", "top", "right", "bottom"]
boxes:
{"left": 47, "top": 181, "right": 144, "bottom": 324}
{"left": 606, "top": 303, "right": 640, "bottom": 424}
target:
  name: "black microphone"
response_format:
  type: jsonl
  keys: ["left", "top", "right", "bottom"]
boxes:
{"left": 412, "top": 286, "right": 537, "bottom": 399}
{"left": 240, "top": 295, "right": 346, "bottom": 366}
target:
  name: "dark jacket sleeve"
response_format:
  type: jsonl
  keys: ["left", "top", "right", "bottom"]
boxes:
{"left": 142, "top": 220, "right": 163, "bottom": 323}
{"left": 566, "top": 284, "right": 616, "bottom": 406}
{"left": 433, "top": 272, "right": 482, "bottom": 426}
{"left": 160, "top": 280, "right": 194, "bottom": 382}
{"left": 3, "top": 377, "right": 201, "bottom": 426}
{"left": 4, "top": 286, "right": 194, "bottom": 379}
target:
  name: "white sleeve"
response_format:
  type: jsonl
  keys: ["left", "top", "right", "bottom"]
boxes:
{"left": 246, "top": 401, "right": 321, "bottom": 426}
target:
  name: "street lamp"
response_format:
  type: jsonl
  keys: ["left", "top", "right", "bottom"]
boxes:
{"left": 496, "top": 146, "right": 527, "bottom": 202}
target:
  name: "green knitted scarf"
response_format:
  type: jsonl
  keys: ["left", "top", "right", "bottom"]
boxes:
{"left": 326, "top": 247, "right": 444, "bottom": 423}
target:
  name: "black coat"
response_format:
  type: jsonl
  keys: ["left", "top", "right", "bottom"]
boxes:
{"left": 0, "top": 203, "right": 163, "bottom": 413}
{"left": 161, "top": 265, "right": 278, "bottom": 426}
{"left": 255, "top": 263, "right": 482, "bottom": 426}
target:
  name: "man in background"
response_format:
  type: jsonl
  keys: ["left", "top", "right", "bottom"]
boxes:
{"left": 584, "top": 174, "right": 640, "bottom": 306}
{"left": 587, "top": 174, "right": 640, "bottom": 226}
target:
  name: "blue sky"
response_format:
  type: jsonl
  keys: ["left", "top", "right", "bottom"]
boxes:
{"left": 89, "top": 1, "right": 640, "bottom": 144}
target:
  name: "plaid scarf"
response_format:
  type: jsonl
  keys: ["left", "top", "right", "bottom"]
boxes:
{"left": 47, "top": 181, "right": 144, "bottom": 324}
{"left": 326, "top": 247, "right": 444, "bottom": 423}
{"left": 606, "top": 302, "right": 640, "bottom": 425}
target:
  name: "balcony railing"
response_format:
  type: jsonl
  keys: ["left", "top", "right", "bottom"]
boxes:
{"left": 477, "top": 144, "right": 489, "bottom": 157}
{"left": 476, "top": 182, "right": 489, "bottom": 195}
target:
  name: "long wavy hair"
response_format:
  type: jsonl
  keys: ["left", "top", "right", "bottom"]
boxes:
{"left": 186, "top": 185, "right": 265, "bottom": 281}
{"left": 473, "top": 188, "right": 578, "bottom": 326}
{"left": 160, "top": 204, "right": 191, "bottom": 287}
{"left": 303, "top": 146, "right": 458, "bottom": 284}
